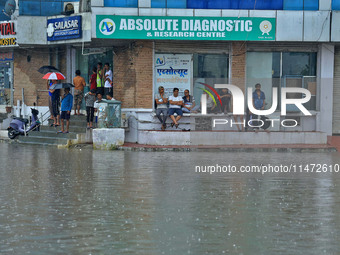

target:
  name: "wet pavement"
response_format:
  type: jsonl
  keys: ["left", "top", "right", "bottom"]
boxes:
{"left": 1, "top": 143, "right": 340, "bottom": 254}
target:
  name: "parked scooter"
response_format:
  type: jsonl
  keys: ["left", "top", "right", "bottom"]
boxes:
{"left": 7, "top": 108, "right": 40, "bottom": 139}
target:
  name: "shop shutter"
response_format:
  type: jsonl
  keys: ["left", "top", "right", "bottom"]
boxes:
{"left": 333, "top": 47, "right": 340, "bottom": 134}
{"left": 155, "top": 41, "right": 230, "bottom": 54}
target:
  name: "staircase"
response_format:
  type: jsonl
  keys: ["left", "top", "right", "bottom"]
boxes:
{"left": 18, "top": 115, "right": 90, "bottom": 146}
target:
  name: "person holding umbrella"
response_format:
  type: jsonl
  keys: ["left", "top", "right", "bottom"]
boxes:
{"left": 49, "top": 79, "right": 60, "bottom": 127}
{"left": 38, "top": 66, "right": 60, "bottom": 121}
{"left": 42, "top": 71, "right": 66, "bottom": 127}
{"left": 59, "top": 87, "right": 73, "bottom": 134}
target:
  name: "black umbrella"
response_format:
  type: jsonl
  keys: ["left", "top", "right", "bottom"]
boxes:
{"left": 50, "top": 83, "right": 75, "bottom": 90}
{"left": 38, "top": 65, "right": 60, "bottom": 74}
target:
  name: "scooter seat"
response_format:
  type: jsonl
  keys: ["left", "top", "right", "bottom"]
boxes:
{"left": 12, "top": 117, "right": 29, "bottom": 124}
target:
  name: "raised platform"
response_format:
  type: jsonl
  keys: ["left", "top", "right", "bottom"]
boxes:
{"left": 137, "top": 130, "right": 328, "bottom": 146}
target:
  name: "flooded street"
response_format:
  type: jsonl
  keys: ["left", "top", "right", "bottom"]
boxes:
{"left": 1, "top": 143, "right": 340, "bottom": 254}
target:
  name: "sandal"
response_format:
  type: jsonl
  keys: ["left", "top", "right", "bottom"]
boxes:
{"left": 171, "top": 123, "right": 175, "bottom": 128}
{"left": 175, "top": 124, "right": 179, "bottom": 129}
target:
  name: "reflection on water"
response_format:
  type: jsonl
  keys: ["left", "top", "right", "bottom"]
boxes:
{"left": 0, "top": 143, "right": 340, "bottom": 254}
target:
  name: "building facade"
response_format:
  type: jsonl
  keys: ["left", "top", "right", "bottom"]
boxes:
{"left": 1, "top": 0, "right": 340, "bottom": 140}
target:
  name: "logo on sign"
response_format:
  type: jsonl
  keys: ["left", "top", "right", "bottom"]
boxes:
{"left": 259, "top": 20, "right": 272, "bottom": 35}
{"left": 99, "top": 19, "right": 115, "bottom": 36}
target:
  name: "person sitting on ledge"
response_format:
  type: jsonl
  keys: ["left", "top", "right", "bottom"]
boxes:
{"left": 182, "top": 89, "right": 200, "bottom": 113}
{"left": 169, "top": 87, "right": 184, "bottom": 129}
{"left": 155, "top": 86, "right": 169, "bottom": 131}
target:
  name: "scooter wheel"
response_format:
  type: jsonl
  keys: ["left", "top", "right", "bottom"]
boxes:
{"left": 8, "top": 128, "right": 17, "bottom": 139}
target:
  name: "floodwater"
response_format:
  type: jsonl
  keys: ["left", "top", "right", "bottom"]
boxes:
{"left": 1, "top": 143, "right": 340, "bottom": 255}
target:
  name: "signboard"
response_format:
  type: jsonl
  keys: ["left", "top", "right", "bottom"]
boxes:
{"left": 154, "top": 54, "right": 191, "bottom": 95}
{"left": 47, "top": 15, "right": 82, "bottom": 41}
{"left": 0, "top": 52, "right": 13, "bottom": 61}
{"left": 97, "top": 16, "right": 275, "bottom": 41}
{"left": 0, "top": 21, "right": 17, "bottom": 47}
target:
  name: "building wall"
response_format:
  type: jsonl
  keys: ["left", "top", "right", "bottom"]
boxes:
{"left": 114, "top": 41, "right": 153, "bottom": 108}
{"left": 14, "top": 49, "right": 50, "bottom": 106}
{"left": 13, "top": 47, "right": 67, "bottom": 106}
{"left": 231, "top": 41, "right": 246, "bottom": 91}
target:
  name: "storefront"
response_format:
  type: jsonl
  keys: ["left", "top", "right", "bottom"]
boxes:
{"left": 96, "top": 15, "right": 275, "bottom": 107}
{"left": 0, "top": 21, "right": 16, "bottom": 108}
{"left": 93, "top": 14, "right": 334, "bottom": 138}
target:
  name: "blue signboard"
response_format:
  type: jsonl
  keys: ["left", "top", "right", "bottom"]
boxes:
{"left": 47, "top": 15, "right": 82, "bottom": 41}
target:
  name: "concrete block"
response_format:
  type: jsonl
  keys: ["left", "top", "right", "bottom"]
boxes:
{"left": 331, "top": 12, "right": 340, "bottom": 41}
{"left": 138, "top": 130, "right": 190, "bottom": 145}
{"left": 139, "top": 0, "right": 151, "bottom": 8}
{"left": 167, "top": 9, "right": 194, "bottom": 16}
{"left": 276, "top": 11, "right": 303, "bottom": 41}
{"left": 222, "top": 10, "right": 248, "bottom": 17}
{"left": 139, "top": 8, "right": 166, "bottom": 16}
{"left": 304, "top": 11, "right": 330, "bottom": 41}
{"left": 195, "top": 9, "right": 221, "bottom": 17}
{"left": 249, "top": 10, "right": 276, "bottom": 18}
{"left": 93, "top": 128, "right": 125, "bottom": 149}
{"left": 0, "top": 130, "right": 8, "bottom": 139}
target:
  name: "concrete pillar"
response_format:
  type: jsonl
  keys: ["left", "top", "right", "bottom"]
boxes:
{"left": 318, "top": 43, "right": 334, "bottom": 135}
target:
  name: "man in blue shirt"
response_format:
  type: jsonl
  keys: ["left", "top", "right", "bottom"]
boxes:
{"left": 252, "top": 83, "right": 265, "bottom": 110}
{"left": 251, "top": 83, "right": 266, "bottom": 132}
{"left": 59, "top": 88, "right": 73, "bottom": 134}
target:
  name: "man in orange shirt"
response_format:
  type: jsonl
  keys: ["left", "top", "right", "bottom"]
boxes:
{"left": 73, "top": 70, "right": 86, "bottom": 115}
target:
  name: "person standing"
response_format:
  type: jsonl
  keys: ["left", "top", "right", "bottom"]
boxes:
{"left": 73, "top": 70, "right": 86, "bottom": 115}
{"left": 89, "top": 67, "right": 97, "bottom": 92}
{"left": 96, "top": 63, "right": 104, "bottom": 96}
{"left": 84, "top": 89, "right": 96, "bottom": 129}
{"left": 104, "top": 63, "right": 113, "bottom": 99}
{"left": 49, "top": 79, "right": 60, "bottom": 127}
{"left": 154, "top": 86, "right": 168, "bottom": 131}
{"left": 59, "top": 87, "right": 73, "bottom": 133}
{"left": 47, "top": 80, "right": 53, "bottom": 120}
{"left": 252, "top": 83, "right": 266, "bottom": 132}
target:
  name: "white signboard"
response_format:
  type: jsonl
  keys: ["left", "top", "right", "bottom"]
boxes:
{"left": 154, "top": 54, "right": 191, "bottom": 96}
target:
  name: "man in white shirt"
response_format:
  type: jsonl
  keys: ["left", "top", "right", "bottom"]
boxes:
{"left": 104, "top": 63, "right": 113, "bottom": 100}
{"left": 168, "top": 87, "right": 184, "bottom": 129}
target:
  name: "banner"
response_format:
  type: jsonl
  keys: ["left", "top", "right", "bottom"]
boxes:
{"left": 154, "top": 54, "right": 191, "bottom": 95}
{"left": 96, "top": 16, "right": 275, "bottom": 41}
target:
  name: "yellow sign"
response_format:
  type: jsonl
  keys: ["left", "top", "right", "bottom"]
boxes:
{"left": 0, "top": 37, "right": 16, "bottom": 46}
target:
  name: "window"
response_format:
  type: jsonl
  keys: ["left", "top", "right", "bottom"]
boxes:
{"left": 283, "top": 0, "right": 318, "bottom": 10}
{"left": 246, "top": 52, "right": 317, "bottom": 112}
{"left": 104, "top": 0, "right": 138, "bottom": 7}
{"left": 19, "top": 0, "right": 74, "bottom": 16}
{"left": 193, "top": 54, "right": 229, "bottom": 110}
{"left": 151, "top": 0, "right": 186, "bottom": 8}
{"left": 187, "top": 0, "right": 283, "bottom": 9}
{"left": 332, "top": 0, "right": 340, "bottom": 10}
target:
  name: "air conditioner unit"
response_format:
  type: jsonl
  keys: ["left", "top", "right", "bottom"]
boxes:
{"left": 63, "top": 2, "right": 79, "bottom": 14}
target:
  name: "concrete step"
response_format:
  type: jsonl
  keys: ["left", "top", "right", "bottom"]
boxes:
{"left": 47, "top": 119, "right": 88, "bottom": 128}
{"left": 40, "top": 125, "right": 87, "bottom": 133}
{"left": 27, "top": 130, "right": 77, "bottom": 139}
{"left": 18, "top": 136, "right": 73, "bottom": 145}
